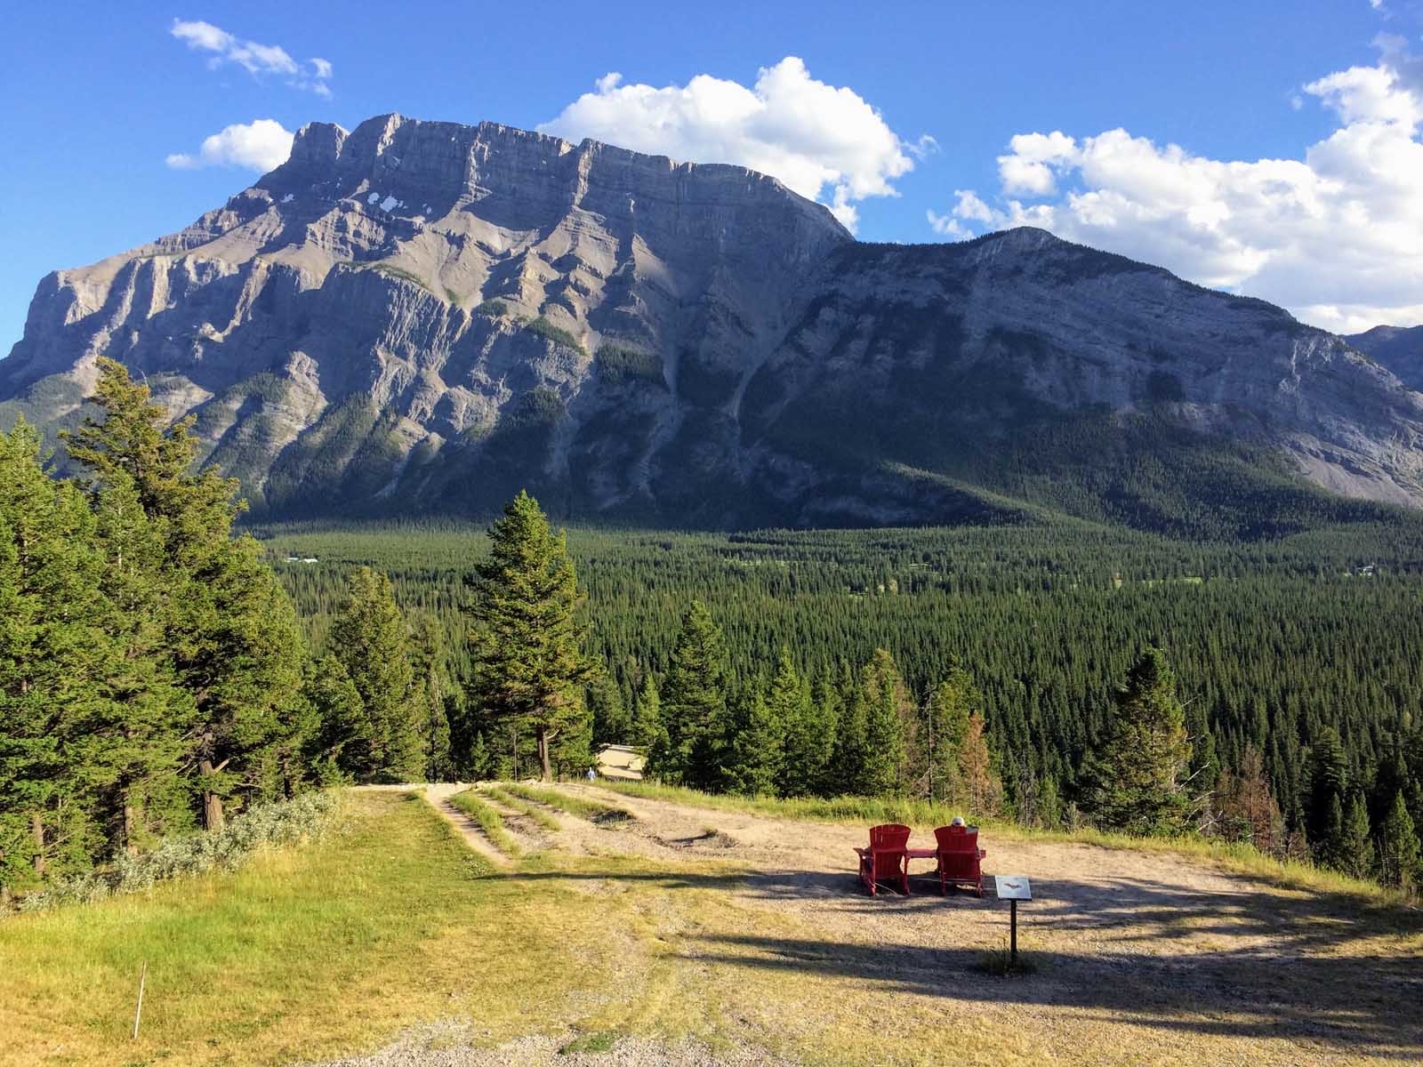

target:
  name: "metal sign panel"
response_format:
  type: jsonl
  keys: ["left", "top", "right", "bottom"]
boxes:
{"left": 995, "top": 875, "right": 1032, "bottom": 900}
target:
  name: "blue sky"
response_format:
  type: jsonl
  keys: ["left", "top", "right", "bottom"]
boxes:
{"left": 3, "top": 0, "right": 1421, "bottom": 353}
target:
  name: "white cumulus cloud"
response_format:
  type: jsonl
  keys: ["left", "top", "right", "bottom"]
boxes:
{"left": 171, "top": 18, "right": 332, "bottom": 96}
{"left": 932, "top": 40, "right": 1423, "bottom": 333}
{"left": 166, "top": 119, "right": 294, "bottom": 172}
{"left": 538, "top": 57, "right": 929, "bottom": 233}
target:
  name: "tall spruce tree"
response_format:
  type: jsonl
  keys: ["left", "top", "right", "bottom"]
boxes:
{"left": 631, "top": 673, "right": 665, "bottom": 750}
{"left": 772, "top": 650, "right": 830, "bottom": 797}
{"left": 409, "top": 614, "right": 453, "bottom": 782}
{"left": 330, "top": 567, "right": 423, "bottom": 783}
{"left": 1340, "top": 792, "right": 1375, "bottom": 880}
{"left": 724, "top": 688, "right": 784, "bottom": 796}
{"left": 1089, "top": 647, "right": 1192, "bottom": 835}
{"left": 467, "top": 491, "right": 589, "bottom": 781}
{"left": 0, "top": 422, "right": 111, "bottom": 886}
{"left": 588, "top": 669, "right": 631, "bottom": 747}
{"left": 1377, "top": 790, "right": 1420, "bottom": 890}
{"left": 1305, "top": 727, "right": 1350, "bottom": 866}
{"left": 857, "top": 649, "right": 907, "bottom": 796}
{"left": 649, "top": 601, "right": 729, "bottom": 790}
{"left": 65, "top": 358, "right": 303, "bottom": 829}
{"left": 829, "top": 661, "right": 869, "bottom": 795}
{"left": 925, "top": 669, "right": 977, "bottom": 803}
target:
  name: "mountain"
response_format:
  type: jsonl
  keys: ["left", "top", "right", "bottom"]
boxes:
{"left": 5, "top": 113, "right": 1423, "bottom": 537}
{"left": 1348, "top": 325, "right": 1423, "bottom": 392}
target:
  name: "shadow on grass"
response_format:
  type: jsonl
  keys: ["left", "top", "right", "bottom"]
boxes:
{"left": 512, "top": 864, "right": 1423, "bottom": 1059}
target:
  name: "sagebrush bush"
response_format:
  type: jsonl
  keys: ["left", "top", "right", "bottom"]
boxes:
{"left": 17, "top": 791, "right": 340, "bottom": 911}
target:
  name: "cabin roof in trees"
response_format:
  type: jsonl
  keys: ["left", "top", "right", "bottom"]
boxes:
{"left": 596, "top": 745, "right": 646, "bottom": 780}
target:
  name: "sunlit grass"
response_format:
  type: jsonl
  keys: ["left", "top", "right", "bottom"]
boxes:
{"left": 0, "top": 792, "right": 628, "bottom": 1067}
{"left": 448, "top": 788, "right": 522, "bottom": 857}
{"left": 482, "top": 785, "right": 562, "bottom": 831}
{"left": 505, "top": 782, "right": 631, "bottom": 823}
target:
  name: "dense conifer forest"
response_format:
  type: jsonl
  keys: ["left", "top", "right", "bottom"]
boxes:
{"left": 3, "top": 360, "right": 1422, "bottom": 899}
{"left": 256, "top": 513, "right": 1423, "bottom": 888}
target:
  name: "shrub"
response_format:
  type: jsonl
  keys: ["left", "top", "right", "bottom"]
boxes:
{"left": 526, "top": 317, "right": 585, "bottom": 355}
{"left": 17, "top": 792, "right": 340, "bottom": 911}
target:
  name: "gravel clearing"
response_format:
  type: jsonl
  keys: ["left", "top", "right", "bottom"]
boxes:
{"left": 302, "top": 1022, "right": 795, "bottom": 1067}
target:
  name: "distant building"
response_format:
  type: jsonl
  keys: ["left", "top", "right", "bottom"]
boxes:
{"left": 595, "top": 744, "right": 645, "bottom": 781}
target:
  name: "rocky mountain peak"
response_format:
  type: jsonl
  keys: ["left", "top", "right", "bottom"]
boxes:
{"left": 3, "top": 115, "right": 1422, "bottom": 532}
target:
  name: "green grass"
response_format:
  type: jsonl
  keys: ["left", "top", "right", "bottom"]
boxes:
{"left": 448, "top": 789, "right": 522, "bottom": 857}
{"left": 0, "top": 791, "right": 630, "bottom": 1066}
{"left": 482, "top": 785, "right": 562, "bottom": 832}
{"left": 600, "top": 780, "right": 1404, "bottom": 905}
{"left": 504, "top": 783, "right": 631, "bottom": 823}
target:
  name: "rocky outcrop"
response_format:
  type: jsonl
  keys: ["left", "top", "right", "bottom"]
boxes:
{"left": 1349, "top": 325, "right": 1423, "bottom": 392}
{"left": 4, "top": 113, "right": 1423, "bottom": 528}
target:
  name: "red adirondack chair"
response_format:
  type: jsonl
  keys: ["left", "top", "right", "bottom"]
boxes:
{"left": 933, "top": 824, "right": 987, "bottom": 896}
{"left": 855, "top": 824, "right": 911, "bottom": 896}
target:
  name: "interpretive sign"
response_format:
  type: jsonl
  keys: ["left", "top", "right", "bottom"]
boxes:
{"left": 995, "top": 875, "right": 1032, "bottom": 900}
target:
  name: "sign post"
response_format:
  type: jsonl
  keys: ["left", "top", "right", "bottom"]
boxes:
{"left": 994, "top": 875, "right": 1032, "bottom": 968}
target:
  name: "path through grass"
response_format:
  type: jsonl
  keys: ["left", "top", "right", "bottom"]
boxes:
{"left": 0, "top": 792, "right": 631, "bottom": 1066}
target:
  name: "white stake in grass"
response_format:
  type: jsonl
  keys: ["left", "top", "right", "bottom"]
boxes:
{"left": 131, "top": 961, "right": 147, "bottom": 1040}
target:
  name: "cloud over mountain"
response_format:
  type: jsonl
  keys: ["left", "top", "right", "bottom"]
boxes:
{"left": 539, "top": 57, "right": 929, "bottom": 232}
{"left": 934, "top": 43, "right": 1423, "bottom": 333}
{"left": 166, "top": 119, "right": 294, "bottom": 172}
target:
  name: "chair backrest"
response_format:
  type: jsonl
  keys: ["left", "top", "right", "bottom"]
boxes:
{"left": 869, "top": 824, "right": 911, "bottom": 852}
{"left": 934, "top": 824, "right": 979, "bottom": 853}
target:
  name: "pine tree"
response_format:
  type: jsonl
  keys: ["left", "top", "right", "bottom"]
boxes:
{"left": 829, "top": 661, "right": 869, "bottom": 795}
{"left": 0, "top": 422, "right": 115, "bottom": 886}
{"left": 79, "top": 471, "right": 194, "bottom": 854}
{"left": 958, "top": 711, "right": 1003, "bottom": 817}
{"left": 330, "top": 567, "right": 422, "bottom": 782}
{"left": 649, "top": 601, "right": 729, "bottom": 790}
{"left": 467, "top": 491, "right": 590, "bottom": 781}
{"left": 1213, "top": 746, "right": 1285, "bottom": 856}
{"left": 588, "top": 669, "right": 631, "bottom": 747}
{"left": 924, "top": 669, "right": 976, "bottom": 803}
{"left": 1377, "top": 791, "right": 1420, "bottom": 890}
{"left": 409, "top": 614, "right": 453, "bottom": 782}
{"left": 1305, "top": 727, "right": 1349, "bottom": 866}
{"left": 1340, "top": 792, "right": 1375, "bottom": 880}
{"left": 857, "top": 649, "right": 906, "bottom": 796}
{"left": 469, "top": 733, "right": 495, "bottom": 780}
{"left": 724, "top": 688, "right": 784, "bottom": 796}
{"left": 772, "top": 650, "right": 828, "bottom": 797}
{"left": 1089, "top": 647, "right": 1192, "bottom": 836}
{"left": 630, "top": 673, "right": 665, "bottom": 750}
{"left": 65, "top": 358, "right": 303, "bottom": 829}
{"left": 302, "top": 654, "right": 366, "bottom": 781}
{"left": 807, "top": 674, "right": 843, "bottom": 797}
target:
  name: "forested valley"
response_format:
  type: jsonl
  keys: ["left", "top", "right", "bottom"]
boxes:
{"left": 4, "top": 358, "right": 1423, "bottom": 902}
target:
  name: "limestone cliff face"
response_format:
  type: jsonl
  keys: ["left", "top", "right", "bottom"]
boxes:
{"left": 1349, "top": 325, "right": 1423, "bottom": 392}
{"left": 4, "top": 114, "right": 1423, "bottom": 527}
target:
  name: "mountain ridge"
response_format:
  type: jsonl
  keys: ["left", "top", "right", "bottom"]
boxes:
{"left": 4, "top": 112, "right": 1423, "bottom": 536}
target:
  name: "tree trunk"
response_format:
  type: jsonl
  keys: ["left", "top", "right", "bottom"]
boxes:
{"left": 537, "top": 727, "right": 553, "bottom": 781}
{"left": 31, "top": 813, "right": 45, "bottom": 877}
{"left": 200, "top": 759, "right": 227, "bottom": 833}
{"left": 122, "top": 800, "right": 138, "bottom": 856}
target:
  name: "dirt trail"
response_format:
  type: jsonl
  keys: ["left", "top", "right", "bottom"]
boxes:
{"left": 355, "top": 784, "right": 511, "bottom": 868}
